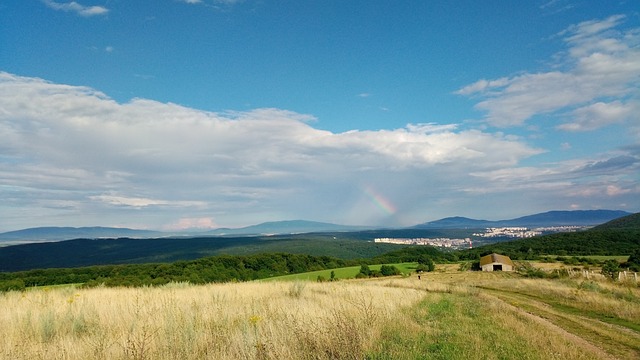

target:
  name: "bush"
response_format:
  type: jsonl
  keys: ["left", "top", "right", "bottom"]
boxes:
{"left": 417, "top": 256, "right": 435, "bottom": 272}
{"left": 516, "top": 263, "right": 546, "bottom": 278}
{"left": 380, "top": 265, "right": 401, "bottom": 276}
{"left": 622, "top": 248, "right": 640, "bottom": 272}
{"left": 287, "top": 281, "right": 306, "bottom": 298}
{"left": 548, "top": 269, "right": 569, "bottom": 279}
{"left": 359, "top": 265, "right": 372, "bottom": 277}
{"left": 0, "top": 279, "right": 25, "bottom": 292}
{"left": 601, "top": 260, "right": 620, "bottom": 280}
{"left": 577, "top": 280, "right": 601, "bottom": 292}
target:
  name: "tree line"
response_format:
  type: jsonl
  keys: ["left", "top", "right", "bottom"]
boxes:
{"left": 0, "top": 249, "right": 448, "bottom": 291}
{"left": 1, "top": 227, "right": 638, "bottom": 292}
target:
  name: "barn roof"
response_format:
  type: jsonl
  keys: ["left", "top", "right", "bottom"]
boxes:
{"left": 480, "top": 253, "right": 514, "bottom": 266}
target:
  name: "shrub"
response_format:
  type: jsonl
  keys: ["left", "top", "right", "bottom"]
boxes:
{"left": 0, "top": 279, "right": 25, "bottom": 292}
{"left": 577, "top": 280, "right": 601, "bottom": 292}
{"left": 601, "top": 260, "right": 620, "bottom": 280}
{"left": 359, "top": 265, "right": 372, "bottom": 277}
{"left": 380, "top": 265, "right": 400, "bottom": 276}
{"left": 417, "top": 256, "right": 435, "bottom": 272}
{"left": 516, "top": 263, "right": 546, "bottom": 278}
{"left": 622, "top": 248, "right": 640, "bottom": 272}
{"left": 287, "top": 281, "right": 306, "bottom": 298}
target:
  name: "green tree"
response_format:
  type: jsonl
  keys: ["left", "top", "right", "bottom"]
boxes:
{"left": 380, "top": 265, "right": 401, "bottom": 276}
{"left": 0, "top": 279, "right": 25, "bottom": 292}
{"left": 416, "top": 256, "right": 435, "bottom": 272}
{"left": 359, "top": 264, "right": 372, "bottom": 277}
{"left": 601, "top": 259, "right": 620, "bottom": 280}
{"left": 624, "top": 249, "right": 640, "bottom": 271}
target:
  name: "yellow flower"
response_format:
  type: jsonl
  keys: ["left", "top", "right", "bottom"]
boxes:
{"left": 249, "top": 315, "right": 262, "bottom": 325}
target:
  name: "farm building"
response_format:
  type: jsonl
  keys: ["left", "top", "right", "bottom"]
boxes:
{"left": 480, "top": 253, "right": 514, "bottom": 272}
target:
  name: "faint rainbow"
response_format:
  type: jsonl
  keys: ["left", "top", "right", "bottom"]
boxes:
{"left": 362, "top": 185, "right": 397, "bottom": 215}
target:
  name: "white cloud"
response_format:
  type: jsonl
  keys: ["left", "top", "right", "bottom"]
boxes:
{"left": 454, "top": 77, "right": 509, "bottom": 96}
{"left": 558, "top": 101, "right": 636, "bottom": 131}
{"left": 0, "top": 72, "right": 546, "bottom": 228}
{"left": 164, "top": 217, "right": 218, "bottom": 231}
{"left": 88, "top": 194, "right": 206, "bottom": 208}
{"left": 457, "top": 15, "right": 640, "bottom": 129}
{"left": 178, "top": 0, "right": 243, "bottom": 6}
{"left": 468, "top": 152, "right": 640, "bottom": 202}
{"left": 43, "top": 0, "right": 109, "bottom": 17}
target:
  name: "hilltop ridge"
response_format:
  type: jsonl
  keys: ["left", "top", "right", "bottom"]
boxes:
{"left": 414, "top": 210, "right": 630, "bottom": 229}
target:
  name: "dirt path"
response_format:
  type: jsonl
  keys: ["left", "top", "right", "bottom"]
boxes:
{"left": 481, "top": 288, "right": 640, "bottom": 360}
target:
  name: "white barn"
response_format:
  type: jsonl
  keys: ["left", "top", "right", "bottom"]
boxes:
{"left": 480, "top": 253, "right": 514, "bottom": 272}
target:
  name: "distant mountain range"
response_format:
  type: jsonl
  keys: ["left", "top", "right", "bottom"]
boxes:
{"left": 0, "top": 227, "right": 165, "bottom": 243}
{"left": 201, "top": 220, "right": 368, "bottom": 236}
{"left": 0, "top": 210, "right": 632, "bottom": 244}
{"left": 412, "top": 210, "right": 631, "bottom": 229}
{"left": 0, "top": 221, "right": 368, "bottom": 245}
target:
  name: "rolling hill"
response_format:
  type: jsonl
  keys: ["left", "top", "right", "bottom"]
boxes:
{"left": 0, "top": 226, "right": 164, "bottom": 243}
{"left": 0, "top": 221, "right": 371, "bottom": 244}
{"left": 462, "top": 212, "right": 640, "bottom": 258}
{"left": 592, "top": 212, "right": 640, "bottom": 230}
{"left": 414, "top": 210, "right": 630, "bottom": 229}
{"left": 201, "top": 220, "right": 369, "bottom": 235}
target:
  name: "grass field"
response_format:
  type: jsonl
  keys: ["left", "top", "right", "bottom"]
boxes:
{"left": 263, "top": 262, "right": 417, "bottom": 281}
{"left": 1, "top": 265, "right": 638, "bottom": 359}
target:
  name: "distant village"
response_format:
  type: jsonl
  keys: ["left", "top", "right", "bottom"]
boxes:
{"left": 374, "top": 237, "right": 472, "bottom": 250}
{"left": 374, "top": 226, "right": 587, "bottom": 250}
{"left": 472, "top": 226, "right": 585, "bottom": 238}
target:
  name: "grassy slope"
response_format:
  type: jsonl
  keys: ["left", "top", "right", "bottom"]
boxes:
{"left": 2, "top": 268, "right": 638, "bottom": 359}
{"left": 263, "top": 262, "right": 418, "bottom": 281}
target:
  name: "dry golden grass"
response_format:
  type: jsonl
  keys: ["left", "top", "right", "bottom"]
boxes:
{"left": 1, "top": 267, "right": 638, "bottom": 359}
{"left": 0, "top": 280, "right": 424, "bottom": 360}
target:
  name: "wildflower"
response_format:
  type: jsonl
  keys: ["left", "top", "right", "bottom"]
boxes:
{"left": 249, "top": 315, "right": 262, "bottom": 325}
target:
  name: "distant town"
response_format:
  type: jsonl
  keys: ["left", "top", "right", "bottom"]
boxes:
{"left": 374, "top": 226, "right": 588, "bottom": 250}
{"left": 472, "top": 226, "right": 586, "bottom": 238}
{"left": 374, "top": 237, "right": 472, "bottom": 249}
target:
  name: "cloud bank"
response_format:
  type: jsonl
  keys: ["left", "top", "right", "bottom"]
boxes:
{"left": 0, "top": 71, "right": 546, "bottom": 229}
{"left": 1, "top": 67, "right": 637, "bottom": 230}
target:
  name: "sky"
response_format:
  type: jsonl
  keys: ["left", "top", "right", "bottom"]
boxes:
{"left": 0, "top": 0, "right": 639, "bottom": 232}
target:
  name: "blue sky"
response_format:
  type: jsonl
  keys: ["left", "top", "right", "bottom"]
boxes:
{"left": 0, "top": 0, "right": 639, "bottom": 231}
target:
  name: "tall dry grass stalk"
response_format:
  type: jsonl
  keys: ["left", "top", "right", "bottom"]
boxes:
{"left": 0, "top": 280, "right": 424, "bottom": 360}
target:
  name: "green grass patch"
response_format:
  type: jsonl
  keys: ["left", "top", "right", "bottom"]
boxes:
{"left": 263, "top": 262, "right": 418, "bottom": 281}
{"left": 369, "top": 293, "right": 554, "bottom": 359}
{"left": 545, "top": 255, "right": 629, "bottom": 262}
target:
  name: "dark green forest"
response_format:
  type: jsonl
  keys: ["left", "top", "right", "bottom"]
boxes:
{"left": 0, "top": 248, "right": 452, "bottom": 291}
{"left": 457, "top": 229, "right": 640, "bottom": 260}
{"left": 1, "top": 213, "right": 638, "bottom": 291}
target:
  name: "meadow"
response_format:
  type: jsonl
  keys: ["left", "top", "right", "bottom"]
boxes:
{"left": 1, "top": 267, "right": 638, "bottom": 359}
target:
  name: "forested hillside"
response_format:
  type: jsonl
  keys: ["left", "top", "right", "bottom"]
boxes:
{"left": 457, "top": 212, "right": 640, "bottom": 260}
{"left": 592, "top": 212, "right": 640, "bottom": 230}
{"left": 0, "top": 253, "right": 356, "bottom": 291}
